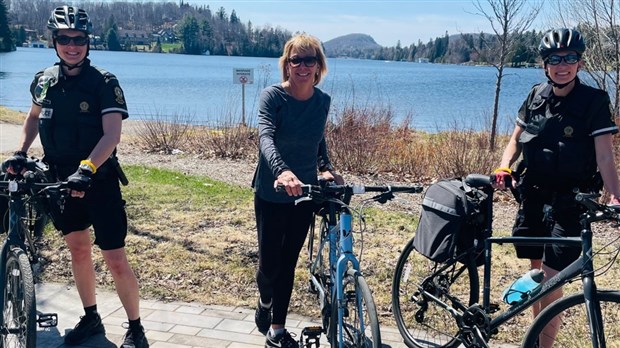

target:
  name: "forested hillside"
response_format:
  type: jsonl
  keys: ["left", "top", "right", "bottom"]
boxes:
{"left": 6, "top": 0, "right": 542, "bottom": 64}
{"left": 7, "top": 0, "right": 291, "bottom": 56}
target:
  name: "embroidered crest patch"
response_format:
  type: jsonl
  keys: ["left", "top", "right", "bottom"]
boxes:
{"left": 114, "top": 86, "right": 125, "bottom": 105}
{"left": 80, "top": 101, "right": 89, "bottom": 113}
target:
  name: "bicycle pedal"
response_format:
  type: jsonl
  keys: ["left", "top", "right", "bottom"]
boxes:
{"left": 299, "top": 326, "right": 322, "bottom": 348}
{"left": 37, "top": 313, "right": 58, "bottom": 328}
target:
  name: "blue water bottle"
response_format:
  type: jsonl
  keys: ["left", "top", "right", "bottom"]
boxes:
{"left": 502, "top": 269, "right": 545, "bottom": 305}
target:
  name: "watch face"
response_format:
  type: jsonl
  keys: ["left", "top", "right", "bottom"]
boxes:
{"left": 79, "top": 163, "right": 93, "bottom": 173}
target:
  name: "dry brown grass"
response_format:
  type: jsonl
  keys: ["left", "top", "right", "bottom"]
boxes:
{"left": 5, "top": 103, "right": 619, "bottom": 345}
{"left": 131, "top": 104, "right": 509, "bottom": 181}
{"left": 0, "top": 106, "right": 26, "bottom": 124}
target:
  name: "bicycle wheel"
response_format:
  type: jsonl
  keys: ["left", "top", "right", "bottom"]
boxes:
{"left": 522, "top": 290, "right": 620, "bottom": 348}
{"left": 329, "top": 269, "right": 381, "bottom": 348}
{"left": 2, "top": 248, "right": 36, "bottom": 348}
{"left": 310, "top": 216, "right": 334, "bottom": 338}
{"left": 392, "top": 236, "right": 479, "bottom": 348}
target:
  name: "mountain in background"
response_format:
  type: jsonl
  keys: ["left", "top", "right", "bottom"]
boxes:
{"left": 323, "top": 33, "right": 382, "bottom": 57}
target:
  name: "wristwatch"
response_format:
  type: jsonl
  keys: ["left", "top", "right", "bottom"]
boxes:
{"left": 79, "top": 162, "right": 94, "bottom": 174}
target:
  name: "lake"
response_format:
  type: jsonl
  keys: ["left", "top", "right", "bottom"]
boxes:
{"left": 0, "top": 47, "right": 547, "bottom": 132}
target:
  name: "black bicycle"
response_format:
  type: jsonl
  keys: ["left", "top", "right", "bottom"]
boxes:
{"left": 0, "top": 159, "right": 66, "bottom": 348}
{"left": 392, "top": 174, "right": 620, "bottom": 348}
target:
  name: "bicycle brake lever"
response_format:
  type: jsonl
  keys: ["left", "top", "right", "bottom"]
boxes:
{"left": 373, "top": 192, "right": 394, "bottom": 204}
{"left": 294, "top": 195, "right": 313, "bottom": 205}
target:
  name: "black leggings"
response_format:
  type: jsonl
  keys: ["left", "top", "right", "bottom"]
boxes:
{"left": 254, "top": 195, "right": 315, "bottom": 326}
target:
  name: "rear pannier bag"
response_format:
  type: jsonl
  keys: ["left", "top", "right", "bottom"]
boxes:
{"left": 413, "top": 178, "right": 488, "bottom": 263}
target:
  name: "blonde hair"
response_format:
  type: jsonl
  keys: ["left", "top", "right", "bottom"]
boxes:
{"left": 279, "top": 33, "right": 327, "bottom": 85}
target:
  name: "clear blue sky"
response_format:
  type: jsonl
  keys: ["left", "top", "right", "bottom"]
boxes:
{"left": 183, "top": 0, "right": 547, "bottom": 46}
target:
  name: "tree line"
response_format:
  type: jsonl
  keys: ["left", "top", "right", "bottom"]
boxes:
{"left": 1, "top": 0, "right": 540, "bottom": 64}
{"left": 4, "top": 0, "right": 292, "bottom": 57}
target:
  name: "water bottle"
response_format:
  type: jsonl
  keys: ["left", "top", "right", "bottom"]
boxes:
{"left": 502, "top": 269, "right": 545, "bottom": 305}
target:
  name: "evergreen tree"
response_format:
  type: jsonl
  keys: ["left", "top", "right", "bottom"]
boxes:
{"left": 0, "top": 0, "right": 15, "bottom": 52}
{"left": 179, "top": 15, "right": 202, "bottom": 54}
{"left": 106, "top": 27, "right": 122, "bottom": 51}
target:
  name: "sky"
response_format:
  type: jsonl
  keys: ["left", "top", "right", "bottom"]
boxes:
{"left": 180, "top": 0, "right": 549, "bottom": 47}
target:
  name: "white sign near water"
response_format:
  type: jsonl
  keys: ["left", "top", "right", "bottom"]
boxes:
{"left": 233, "top": 68, "right": 254, "bottom": 84}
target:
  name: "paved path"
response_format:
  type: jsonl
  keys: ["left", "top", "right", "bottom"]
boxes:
{"left": 0, "top": 123, "right": 41, "bottom": 154}
{"left": 36, "top": 283, "right": 411, "bottom": 348}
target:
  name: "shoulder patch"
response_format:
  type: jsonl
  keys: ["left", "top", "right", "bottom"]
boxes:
{"left": 114, "top": 86, "right": 125, "bottom": 105}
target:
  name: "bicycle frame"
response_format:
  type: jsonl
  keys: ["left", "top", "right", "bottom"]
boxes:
{"left": 0, "top": 188, "right": 31, "bottom": 329}
{"left": 311, "top": 198, "right": 364, "bottom": 348}
{"left": 407, "top": 176, "right": 615, "bottom": 347}
{"left": 0, "top": 174, "right": 65, "bottom": 343}
{"left": 482, "top": 204, "right": 610, "bottom": 347}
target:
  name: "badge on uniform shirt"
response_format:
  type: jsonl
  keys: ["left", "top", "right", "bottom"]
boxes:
{"left": 80, "top": 101, "right": 89, "bottom": 113}
{"left": 40, "top": 108, "right": 53, "bottom": 119}
{"left": 114, "top": 86, "right": 125, "bottom": 105}
{"left": 564, "top": 126, "right": 574, "bottom": 138}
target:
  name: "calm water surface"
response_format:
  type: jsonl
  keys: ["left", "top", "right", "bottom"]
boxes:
{"left": 0, "top": 47, "right": 546, "bottom": 131}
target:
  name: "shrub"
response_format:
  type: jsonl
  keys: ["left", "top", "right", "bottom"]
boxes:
{"left": 134, "top": 111, "right": 193, "bottom": 154}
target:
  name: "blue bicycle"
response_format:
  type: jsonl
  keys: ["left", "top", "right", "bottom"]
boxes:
{"left": 288, "top": 181, "right": 422, "bottom": 348}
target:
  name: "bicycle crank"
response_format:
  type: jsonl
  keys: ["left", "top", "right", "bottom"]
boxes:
{"left": 37, "top": 312, "right": 58, "bottom": 328}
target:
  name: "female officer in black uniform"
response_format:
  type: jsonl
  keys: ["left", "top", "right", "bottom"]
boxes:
{"left": 494, "top": 28, "right": 620, "bottom": 347}
{"left": 3, "top": 6, "right": 148, "bottom": 348}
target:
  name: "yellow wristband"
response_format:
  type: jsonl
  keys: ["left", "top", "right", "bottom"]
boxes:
{"left": 80, "top": 159, "right": 97, "bottom": 174}
{"left": 493, "top": 167, "right": 512, "bottom": 174}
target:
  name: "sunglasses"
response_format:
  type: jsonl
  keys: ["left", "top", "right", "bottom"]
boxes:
{"left": 546, "top": 54, "right": 580, "bottom": 66}
{"left": 55, "top": 35, "right": 89, "bottom": 46}
{"left": 288, "top": 56, "right": 318, "bottom": 67}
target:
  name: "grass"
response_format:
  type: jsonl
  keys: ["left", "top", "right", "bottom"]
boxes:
{"left": 4, "top": 102, "right": 620, "bottom": 344}
{"left": 0, "top": 106, "right": 26, "bottom": 124}
{"left": 35, "top": 164, "right": 620, "bottom": 345}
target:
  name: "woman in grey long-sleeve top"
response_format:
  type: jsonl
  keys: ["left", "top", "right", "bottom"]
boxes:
{"left": 252, "top": 33, "right": 343, "bottom": 348}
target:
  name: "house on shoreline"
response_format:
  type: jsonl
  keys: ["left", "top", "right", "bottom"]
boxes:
{"left": 22, "top": 40, "right": 48, "bottom": 48}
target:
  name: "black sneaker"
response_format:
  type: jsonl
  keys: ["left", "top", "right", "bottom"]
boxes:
{"left": 120, "top": 325, "right": 149, "bottom": 348}
{"left": 265, "top": 329, "right": 298, "bottom": 348}
{"left": 64, "top": 314, "right": 105, "bottom": 345}
{"left": 255, "top": 301, "right": 272, "bottom": 335}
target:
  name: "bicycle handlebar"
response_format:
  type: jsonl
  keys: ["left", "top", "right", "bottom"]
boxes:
{"left": 574, "top": 192, "right": 620, "bottom": 223}
{"left": 276, "top": 181, "right": 423, "bottom": 205}
{"left": 0, "top": 173, "right": 68, "bottom": 197}
{"left": 465, "top": 172, "right": 620, "bottom": 222}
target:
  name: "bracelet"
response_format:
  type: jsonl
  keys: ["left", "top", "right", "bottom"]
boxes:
{"left": 80, "top": 159, "right": 97, "bottom": 174}
{"left": 493, "top": 167, "right": 512, "bottom": 174}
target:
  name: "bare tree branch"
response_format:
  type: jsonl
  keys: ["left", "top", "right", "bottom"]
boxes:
{"left": 468, "top": 0, "right": 544, "bottom": 150}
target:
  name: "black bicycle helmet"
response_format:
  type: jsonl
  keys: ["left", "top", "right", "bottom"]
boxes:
{"left": 538, "top": 28, "right": 586, "bottom": 59}
{"left": 47, "top": 6, "right": 92, "bottom": 34}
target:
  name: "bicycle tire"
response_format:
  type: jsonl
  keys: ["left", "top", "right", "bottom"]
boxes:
{"left": 522, "top": 290, "right": 620, "bottom": 348}
{"left": 392, "top": 236, "right": 479, "bottom": 348}
{"left": 2, "top": 248, "right": 36, "bottom": 348}
{"left": 329, "top": 269, "right": 381, "bottom": 348}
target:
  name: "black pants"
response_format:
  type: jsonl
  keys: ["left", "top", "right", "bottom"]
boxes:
{"left": 254, "top": 195, "right": 315, "bottom": 326}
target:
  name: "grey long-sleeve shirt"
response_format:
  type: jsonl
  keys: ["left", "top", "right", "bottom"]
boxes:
{"left": 252, "top": 84, "right": 332, "bottom": 203}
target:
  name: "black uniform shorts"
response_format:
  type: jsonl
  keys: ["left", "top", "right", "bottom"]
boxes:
{"left": 512, "top": 187, "right": 582, "bottom": 271}
{"left": 52, "top": 165, "right": 127, "bottom": 251}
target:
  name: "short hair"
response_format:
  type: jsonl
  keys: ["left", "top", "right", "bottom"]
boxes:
{"left": 279, "top": 34, "right": 328, "bottom": 85}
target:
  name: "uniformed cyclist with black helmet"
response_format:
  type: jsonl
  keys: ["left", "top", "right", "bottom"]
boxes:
{"left": 2, "top": 6, "right": 148, "bottom": 348}
{"left": 493, "top": 28, "right": 620, "bottom": 347}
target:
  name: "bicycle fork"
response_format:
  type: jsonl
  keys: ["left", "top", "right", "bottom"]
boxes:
{"left": 334, "top": 212, "right": 365, "bottom": 348}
